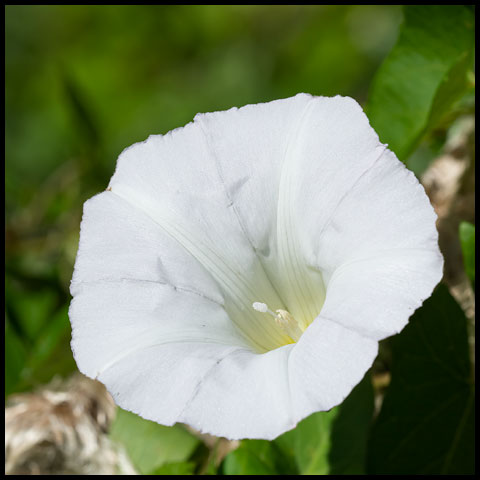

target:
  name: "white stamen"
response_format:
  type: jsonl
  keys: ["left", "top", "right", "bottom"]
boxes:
{"left": 252, "top": 302, "right": 303, "bottom": 342}
{"left": 252, "top": 302, "right": 268, "bottom": 313}
{"left": 253, "top": 302, "right": 277, "bottom": 318}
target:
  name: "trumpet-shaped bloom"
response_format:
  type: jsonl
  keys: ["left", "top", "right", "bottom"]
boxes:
{"left": 69, "top": 94, "right": 443, "bottom": 440}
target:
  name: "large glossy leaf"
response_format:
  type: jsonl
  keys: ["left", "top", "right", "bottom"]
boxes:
{"left": 328, "top": 371, "right": 374, "bottom": 474}
{"left": 366, "top": 5, "right": 475, "bottom": 162}
{"left": 367, "top": 285, "right": 474, "bottom": 474}
{"left": 459, "top": 222, "right": 475, "bottom": 288}
{"left": 109, "top": 408, "right": 199, "bottom": 475}
{"left": 223, "top": 373, "right": 374, "bottom": 475}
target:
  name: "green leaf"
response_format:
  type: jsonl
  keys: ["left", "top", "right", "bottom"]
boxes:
{"left": 223, "top": 374, "right": 374, "bottom": 475}
{"left": 427, "top": 51, "right": 475, "bottom": 130}
{"left": 109, "top": 408, "right": 199, "bottom": 475}
{"left": 5, "top": 315, "right": 27, "bottom": 397}
{"left": 11, "top": 289, "right": 59, "bottom": 342}
{"left": 366, "top": 5, "right": 475, "bottom": 162}
{"left": 367, "top": 285, "right": 474, "bottom": 474}
{"left": 459, "top": 222, "right": 475, "bottom": 287}
{"left": 328, "top": 372, "right": 374, "bottom": 474}
{"left": 24, "top": 304, "right": 77, "bottom": 385}
{"left": 223, "top": 439, "right": 295, "bottom": 475}
{"left": 149, "top": 461, "right": 196, "bottom": 475}
{"left": 277, "top": 407, "right": 338, "bottom": 475}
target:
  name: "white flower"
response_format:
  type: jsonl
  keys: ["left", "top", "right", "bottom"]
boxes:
{"left": 69, "top": 93, "right": 443, "bottom": 440}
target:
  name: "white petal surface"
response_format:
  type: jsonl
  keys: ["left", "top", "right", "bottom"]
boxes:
{"left": 70, "top": 93, "right": 442, "bottom": 440}
{"left": 93, "top": 316, "right": 378, "bottom": 440}
{"left": 196, "top": 95, "right": 386, "bottom": 329}
{"left": 107, "top": 99, "right": 319, "bottom": 350}
{"left": 98, "top": 342, "right": 296, "bottom": 440}
{"left": 299, "top": 149, "right": 443, "bottom": 340}
{"left": 72, "top": 192, "right": 223, "bottom": 305}
{"left": 320, "top": 250, "right": 442, "bottom": 341}
{"left": 303, "top": 149, "right": 441, "bottom": 279}
{"left": 70, "top": 280, "right": 248, "bottom": 380}
{"left": 289, "top": 316, "right": 378, "bottom": 421}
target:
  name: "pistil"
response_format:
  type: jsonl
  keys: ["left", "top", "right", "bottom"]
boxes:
{"left": 252, "top": 302, "right": 304, "bottom": 342}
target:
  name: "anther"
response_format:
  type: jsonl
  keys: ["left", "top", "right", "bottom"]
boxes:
{"left": 252, "top": 302, "right": 303, "bottom": 342}
{"left": 252, "top": 302, "right": 277, "bottom": 318}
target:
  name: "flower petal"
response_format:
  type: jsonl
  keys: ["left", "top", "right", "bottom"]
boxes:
{"left": 107, "top": 101, "right": 322, "bottom": 350}
{"left": 273, "top": 95, "right": 386, "bottom": 327}
{"left": 289, "top": 316, "right": 378, "bottom": 421}
{"left": 70, "top": 191, "right": 251, "bottom": 379}
{"left": 70, "top": 94, "right": 442, "bottom": 441}
{"left": 320, "top": 250, "right": 442, "bottom": 341}
{"left": 192, "top": 93, "right": 312, "bottom": 258}
{"left": 301, "top": 149, "right": 443, "bottom": 340}
{"left": 72, "top": 192, "right": 223, "bottom": 305}
{"left": 72, "top": 272, "right": 377, "bottom": 440}
{"left": 97, "top": 342, "right": 296, "bottom": 440}
{"left": 303, "top": 149, "right": 440, "bottom": 279}
{"left": 70, "top": 279, "right": 249, "bottom": 380}
{"left": 72, "top": 205, "right": 298, "bottom": 440}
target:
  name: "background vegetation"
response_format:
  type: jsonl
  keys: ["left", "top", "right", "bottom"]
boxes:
{"left": 5, "top": 5, "right": 475, "bottom": 475}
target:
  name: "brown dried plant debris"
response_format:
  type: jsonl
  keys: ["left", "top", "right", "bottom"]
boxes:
{"left": 421, "top": 114, "right": 475, "bottom": 371}
{"left": 421, "top": 115, "right": 475, "bottom": 288}
{"left": 5, "top": 373, "right": 137, "bottom": 475}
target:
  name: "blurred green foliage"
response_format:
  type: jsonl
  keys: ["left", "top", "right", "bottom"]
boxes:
{"left": 224, "top": 373, "right": 373, "bottom": 475}
{"left": 5, "top": 1, "right": 402, "bottom": 401}
{"left": 366, "top": 5, "right": 475, "bottom": 163}
{"left": 5, "top": 5, "right": 475, "bottom": 476}
{"left": 109, "top": 408, "right": 199, "bottom": 475}
{"left": 459, "top": 222, "right": 475, "bottom": 288}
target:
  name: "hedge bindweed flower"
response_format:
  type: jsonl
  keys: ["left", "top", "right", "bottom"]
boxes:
{"left": 69, "top": 94, "right": 443, "bottom": 440}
